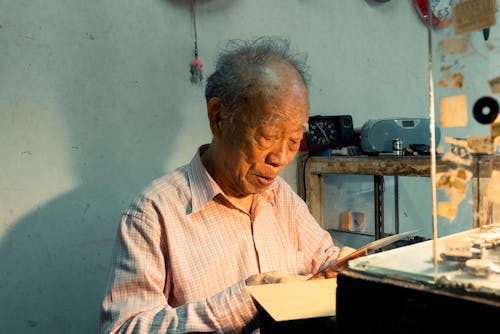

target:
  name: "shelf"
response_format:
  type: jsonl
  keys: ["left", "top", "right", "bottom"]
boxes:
{"left": 299, "top": 154, "right": 494, "bottom": 178}
{"left": 297, "top": 152, "right": 498, "bottom": 233}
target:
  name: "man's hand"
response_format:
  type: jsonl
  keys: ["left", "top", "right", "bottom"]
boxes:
{"left": 245, "top": 270, "right": 312, "bottom": 286}
{"left": 309, "top": 246, "right": 364, "bottom": 280}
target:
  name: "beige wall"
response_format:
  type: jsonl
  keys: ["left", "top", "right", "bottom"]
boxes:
{"left": 0, "top": 0, "right": 442, "bottom": 332}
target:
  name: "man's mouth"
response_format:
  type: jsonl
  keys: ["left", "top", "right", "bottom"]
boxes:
{"left": 256, "top": 175, "right": 275, "bottom": 186}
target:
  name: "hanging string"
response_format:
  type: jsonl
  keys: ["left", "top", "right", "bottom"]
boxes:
{"left": 189, "top": 0, "right": 203, "bottom": 85}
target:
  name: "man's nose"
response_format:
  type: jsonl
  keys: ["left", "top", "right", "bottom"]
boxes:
{"left": 266, "top": 142, "right": 289, "bottom": 167}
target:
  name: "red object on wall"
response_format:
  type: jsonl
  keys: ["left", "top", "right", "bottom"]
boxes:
{"left": 413, "top": 0, "right": 442, "bottom": 28}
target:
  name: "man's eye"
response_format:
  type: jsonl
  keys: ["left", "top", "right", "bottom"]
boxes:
{"left": 290, "top": 134, "right": 304, "bottom": 144}
{"left": 257, "top": 136, "right": 275, "bottom": 147}
{"left": 289, "top": 140, "right": 301, "bottom": 150}
{"left": 260, "top": 134, "right": 278, "bottom": 142}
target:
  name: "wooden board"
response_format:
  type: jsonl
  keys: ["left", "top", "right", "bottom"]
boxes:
{"left": 246, "top": 278, "right": 337, "bottom": 322}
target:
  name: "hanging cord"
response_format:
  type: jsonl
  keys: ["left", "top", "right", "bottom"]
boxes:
{"left": 189, "top": 0, "right": 203, "bottom": 84}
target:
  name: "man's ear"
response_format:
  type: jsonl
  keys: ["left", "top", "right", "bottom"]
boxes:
{"left": 207, "top": 97, "right": 225, "bottom": 137}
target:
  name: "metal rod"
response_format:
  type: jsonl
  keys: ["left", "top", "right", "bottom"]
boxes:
{"left": 374, "top": 175, "right": 384, "bottom": 240}
{"left": 394, "top": 176, "right": 399, "bottom": 234}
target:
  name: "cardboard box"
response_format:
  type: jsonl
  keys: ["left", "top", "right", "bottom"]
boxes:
{"left": 341, "top": 211, "right": 365, "bottom": 232}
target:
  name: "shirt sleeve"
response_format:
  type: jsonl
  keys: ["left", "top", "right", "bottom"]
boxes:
{"left": 99, "top": 206, "right": 258, "bottom": 334}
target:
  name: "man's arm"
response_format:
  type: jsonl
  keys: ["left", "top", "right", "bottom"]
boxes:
{"left": 99, "top": 211, "right": 258, "bottom": 334}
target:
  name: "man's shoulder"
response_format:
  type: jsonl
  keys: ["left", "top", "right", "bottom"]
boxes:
{"left": 143, "top": 164, "right": 190, "bottom": 198}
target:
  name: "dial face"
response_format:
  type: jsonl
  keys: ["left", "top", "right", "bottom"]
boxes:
{"left": 302, "top": 115, "right": 356, "bottom": 151}
{"left": 413, "top": 0, "right": 460, "bottom": 28}
{"left": 309, "top": 120, "right": 337, "bottom": 146}
{"left": 431, "top": 0, "right": 460, "bottom": 26}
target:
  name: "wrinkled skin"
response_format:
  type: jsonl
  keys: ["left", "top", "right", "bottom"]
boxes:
{"left": 201, "top": 61, "right": 360, "bottom": 285}
{"left": 201, "top": 61, "right": 309, "bottom": 213}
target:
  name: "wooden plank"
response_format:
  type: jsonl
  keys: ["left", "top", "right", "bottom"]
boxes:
{"left": 304, "top": 158, "right": 323, "bottom": 226}
{"left": 305, "top": 155, "right": 494, "bottom": 177}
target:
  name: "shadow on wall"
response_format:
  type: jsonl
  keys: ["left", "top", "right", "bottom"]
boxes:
{"left": 0, "top": 3, "right": 200, "bottom": 333}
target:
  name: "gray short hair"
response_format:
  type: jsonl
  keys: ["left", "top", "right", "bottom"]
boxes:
{"left": 205, "top": 36, "right": 310, "bottom": 116}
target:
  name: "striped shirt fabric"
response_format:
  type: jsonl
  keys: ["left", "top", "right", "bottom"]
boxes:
{"left": 99, "top": 146, "right": 340, "bottom": 333}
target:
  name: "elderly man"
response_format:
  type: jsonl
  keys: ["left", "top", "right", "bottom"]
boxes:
{"left": 99, "top": 36, "right": 354, "bottom": 334}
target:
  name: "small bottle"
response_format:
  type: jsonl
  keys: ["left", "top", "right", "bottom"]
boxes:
{"left": 393, "top": 138, "right": 403, "bottom": 156}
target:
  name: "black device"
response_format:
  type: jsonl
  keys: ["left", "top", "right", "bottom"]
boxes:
{"left": 302, "top": 115, "right": 357, "bottom": 152}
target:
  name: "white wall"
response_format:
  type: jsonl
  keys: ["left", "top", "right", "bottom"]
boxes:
{"left": 0, "top": 0, "right": 473, "bottom": 332}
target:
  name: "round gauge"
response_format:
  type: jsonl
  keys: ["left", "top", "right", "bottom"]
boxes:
{"left": 301, "top": 115, "right": 356, "bottom": 152}
{"left": 413, "top": 0, "right": 459, "bottom": 29}
{"left": 309, "top": 120, "right": 336, "bottom": 146}
{"left": 304, "top": 116, "right": 342, "bottom": 152}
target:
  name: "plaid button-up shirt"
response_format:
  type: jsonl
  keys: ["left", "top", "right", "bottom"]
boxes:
{"left": 100, "top": 146, "right": 339, "bottom": 333}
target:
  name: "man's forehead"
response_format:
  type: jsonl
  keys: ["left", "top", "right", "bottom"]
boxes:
{"left": 253, "top": 113, "right": 309, "bottom": 131}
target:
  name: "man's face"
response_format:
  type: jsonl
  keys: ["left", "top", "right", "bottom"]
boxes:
{"left": 215, "top": 71, "right": 309, "bottom": 198}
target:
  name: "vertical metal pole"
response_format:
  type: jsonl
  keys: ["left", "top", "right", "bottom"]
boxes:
{"left": 427, "top": 0, "right": 439, "bottom": 279}
{"left": 374, "top": 175, "right": 385, "bottom": 240}
{"left": 394, "top": 176, "right": 399, "bottom": 234}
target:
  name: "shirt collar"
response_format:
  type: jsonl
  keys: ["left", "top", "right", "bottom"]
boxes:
{"left": 187, "top": 145, "right": 222, "bottom": 213}
{"left": 187, "top": 144, "right": 277, "bottom": 213}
